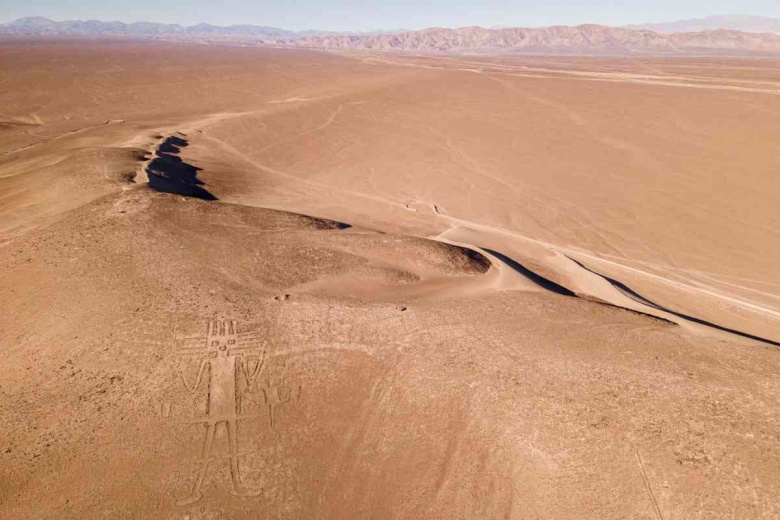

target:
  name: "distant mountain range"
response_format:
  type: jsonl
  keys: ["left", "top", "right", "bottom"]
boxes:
{"left": 0, "top": 16, "right": 298, "bottom": 39}
{"left": 3, "top": 16, "right": 780, "bottom": 55}
{"left": 0, "top": 17, "right": 408, "bottom": 40}
{"left": 290, "top": 25, "right": 780, "bottom": 55}
{"left": 626, "top": 14, "right": 780, "bottom": 34}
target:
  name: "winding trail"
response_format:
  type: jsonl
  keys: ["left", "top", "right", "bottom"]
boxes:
{"left": 0, "top": 120, "right": 125, "bottom": 158}
{"left": 199, "top": 131, "right": 410, "bottom": 212}
{"left": 347, "top": 53, "right": 780, "bottom": 95}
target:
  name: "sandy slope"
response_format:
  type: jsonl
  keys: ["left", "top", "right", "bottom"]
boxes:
{"left": 0, "top": 39, "right": 779, "bottom": 519}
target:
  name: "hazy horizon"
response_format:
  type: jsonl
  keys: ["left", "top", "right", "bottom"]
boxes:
{"left": 2, "top": 2, "right": 780, "bottom": 32}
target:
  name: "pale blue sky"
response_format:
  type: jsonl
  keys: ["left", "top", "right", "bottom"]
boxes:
{"left": 2, "top": 1, "right": 779, "bottom": 32}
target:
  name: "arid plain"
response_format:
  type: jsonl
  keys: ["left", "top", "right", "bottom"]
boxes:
{"left": 1, "top": 39, "right": 779, "bottom": 519}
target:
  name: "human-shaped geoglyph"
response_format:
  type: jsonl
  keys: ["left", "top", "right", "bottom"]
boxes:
{"left": 175, "top": 319, "right": 265, "bottom": 506}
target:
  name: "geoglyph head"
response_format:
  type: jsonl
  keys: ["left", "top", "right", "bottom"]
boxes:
{"left": 207, "top": 319, "right": 238, "bottom": 356}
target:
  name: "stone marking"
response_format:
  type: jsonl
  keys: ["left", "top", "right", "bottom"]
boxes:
{"left": 173, "top": 319, "right": 267, "bottom": 506}
{"left": 154, "top": 309, "right": 418, "bottom": 507}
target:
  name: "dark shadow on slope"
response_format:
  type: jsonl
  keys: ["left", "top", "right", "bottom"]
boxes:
{"left": 146, "top": 135, "right": 217, "bottom": 201}
{"left": 566, "top": 256, "right": 780, "bottom": 348}
{"left": 463, "top": 247, "right": 492, "bottom": 273}
{"left": 308, "top": 218, "right": 352, "bottom": 230}
{"left": 157, "top": 135, "right": 188, "bottom": 154}
{"left": 482, "top": 247, "right": 576, "bottom": 297}
{"left": 589, "top": 300, "right": 677, "bottom": 326}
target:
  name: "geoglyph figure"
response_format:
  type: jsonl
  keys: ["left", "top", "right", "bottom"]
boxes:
{"left": 176, "top": 319, "right": 265, "bottom": 506}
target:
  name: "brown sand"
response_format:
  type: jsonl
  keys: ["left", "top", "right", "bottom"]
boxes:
{"left": 1, "top": 39, "right": 779, "bottom": 519}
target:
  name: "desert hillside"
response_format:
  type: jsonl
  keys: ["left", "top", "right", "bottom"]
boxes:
{"left": 0, "top": 40, "right": 779, "bottom": 519}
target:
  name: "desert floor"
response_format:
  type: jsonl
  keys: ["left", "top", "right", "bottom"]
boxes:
{"left": 0, "top": 39, "right": 779, "bottom": 519}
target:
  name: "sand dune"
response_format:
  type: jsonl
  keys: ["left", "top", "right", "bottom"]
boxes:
{"left": 1, "top": 40, "right": 779, "bottom": 519}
